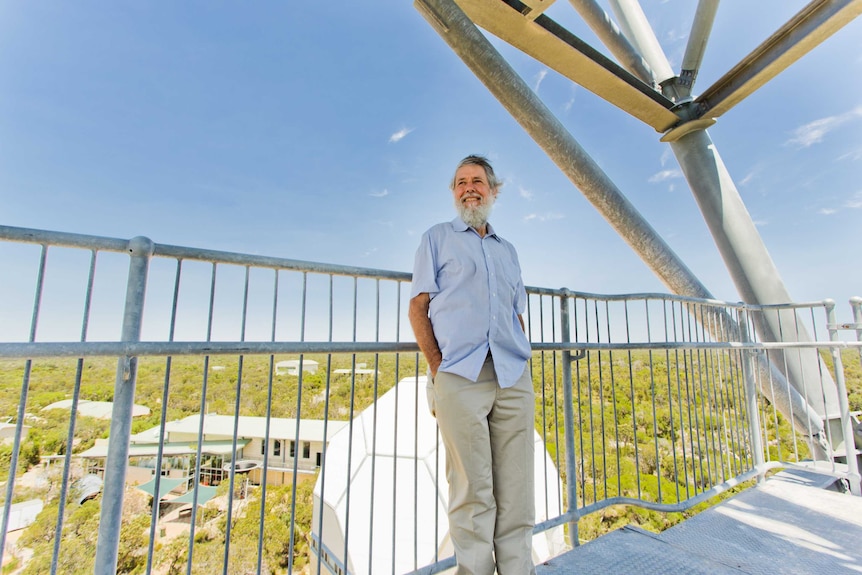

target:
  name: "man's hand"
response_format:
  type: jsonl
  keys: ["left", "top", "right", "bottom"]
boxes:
{"left": 408, "top": 292, "right": 442, "bottom": 378}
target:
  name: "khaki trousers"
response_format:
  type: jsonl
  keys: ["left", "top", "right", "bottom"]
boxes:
{"left": 431, "top": 358, "right": 536, "bottom": 575}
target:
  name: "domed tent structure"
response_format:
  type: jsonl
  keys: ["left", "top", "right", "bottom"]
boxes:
{"left": 311, "top": 375, "right": 566, "bottom": 575}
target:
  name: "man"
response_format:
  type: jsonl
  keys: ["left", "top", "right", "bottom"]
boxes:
{"left": 409, "top": 155, "right": 536, "bottom": 575}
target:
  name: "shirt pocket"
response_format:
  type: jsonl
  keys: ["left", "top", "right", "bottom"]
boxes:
{"left": 438, "top": 257, "right": 477, "bottom": 284}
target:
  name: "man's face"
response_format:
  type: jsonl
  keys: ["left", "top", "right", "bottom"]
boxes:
{"left": 452, "top": 164, "right": 497, "bottom": 215}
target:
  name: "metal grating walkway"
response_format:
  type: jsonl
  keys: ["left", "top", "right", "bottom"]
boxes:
{"left": 537, "top": 470, "right": 862, "bottom": 575}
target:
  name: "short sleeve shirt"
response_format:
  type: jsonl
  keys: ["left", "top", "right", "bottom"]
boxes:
{"left": 410, "top": 217, "right": 531, "bottom": 388}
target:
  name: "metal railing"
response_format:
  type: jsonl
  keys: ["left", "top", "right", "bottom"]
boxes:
{"left": 1, "top": 225, "right": 860, "bottom": 575}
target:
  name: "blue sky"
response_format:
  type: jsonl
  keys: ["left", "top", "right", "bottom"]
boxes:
{"left": 2, "top": 1, "right": 861, "bottom": 323}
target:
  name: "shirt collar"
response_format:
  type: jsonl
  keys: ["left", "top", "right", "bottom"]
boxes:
{"left": 451, "top": 217, "right": 501, "bottom": 241}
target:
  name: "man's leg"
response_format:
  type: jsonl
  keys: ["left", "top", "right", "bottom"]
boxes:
{"left": 433, "top": 364, "right": 498, "bottom": 575}
{"left": 490, "top": 367, "right": 536, "bottom": 575}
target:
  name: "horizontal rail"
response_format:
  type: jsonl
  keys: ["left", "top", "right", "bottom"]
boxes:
{"left": 0, "top": 224, "right": 411, "bottom": 281}
{"left": 2, "top": 339, "right": 860, "bottom": 360}
{"left": 0, "top": 341, "right": 420, "bottom": 359}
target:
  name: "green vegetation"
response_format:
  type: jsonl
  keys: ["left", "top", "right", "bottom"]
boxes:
{"left": 154, "top": 483, "right": 313, "bottom": 575}
{"left": 0, "top": 348, "right": 859, "bottom": 570}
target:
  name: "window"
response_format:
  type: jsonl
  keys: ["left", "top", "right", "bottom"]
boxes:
{"left": 303, "top": 442, "right": 310, "bottom": 459}
{"left": 274, "top": 440, "right": 282, "bottom": 457}
{"left": 289, "top": 440, "right": 296, "bottom": 457}
{"left": 260, "top": 440, "right": 266, "bottom": 456}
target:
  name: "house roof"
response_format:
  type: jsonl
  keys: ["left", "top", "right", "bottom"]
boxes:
{"left": 77, "top": 438, "right": 249, "bottom": 458}
{"left": 131, "top": 414, "right": 348, "bottom": 444}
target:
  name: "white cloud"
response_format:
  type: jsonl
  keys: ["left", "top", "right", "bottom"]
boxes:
{"left": 739, "top": 171, "right": 756, "bottom": 186}
{"left": 845, "top": 191, "right": 862, "bottom": 209}
{"left": 533, "top": 69, "right": 548, "bottom": 94}
{"left": 786, "top": 107, "right": 862, "bottom": 148}
{"left": 370, "top": 189, "right": 389, "bottom": 198}
{"left": 648, "top": 169, "right": 682, "bottom": 183}
{"left": 524, "top": 212, "right": 564, "bottom": 222}
{"left": 838, "top": 147, "right": 862, "bottom": 162}
{"left": 519, "top": 186, "right": 534, "bottom": 200}
{"left": 819, "top": 208, "right": 837, "bottom": 215}
{"left": 752, "top": 219, "right": 768, "bottom": 227}
{"left": 659, "top": 147, "right": 673, "bottom": 167}
{"left": 389, "top": 127, "right": 414, "bottom": 143}
{"left": 563, "top": 85, "right": 578, "bottom": 114}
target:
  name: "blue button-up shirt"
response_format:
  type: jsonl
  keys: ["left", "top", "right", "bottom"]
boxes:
{"left": 410, "top": 217, "right": 531, "bottom": 388}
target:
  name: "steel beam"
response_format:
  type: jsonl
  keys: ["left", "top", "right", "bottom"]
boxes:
{"left": 451, "top": 0, "right": 680, "bottom": 131}
{"left": 678, "top": 0, "right": 720, "bottom": 98}
{"left": 608, "top": 0, "right": 675, "bottom": 83}
{"left": 567, "top": 0, "right": 657, "bottom": 86}
{"left": 695, "top": 0, "right": 862, "bottom": 119}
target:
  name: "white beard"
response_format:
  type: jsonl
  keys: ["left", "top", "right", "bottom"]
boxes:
{"left": 455, "top": 194, "right": 495, "bottom": 230}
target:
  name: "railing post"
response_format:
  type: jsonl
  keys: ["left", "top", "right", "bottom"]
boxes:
{"left": 94, "top": 236, "right": 154, "bottom": 573}
{"left": 738, "top": 309, "right": 766, "bottom": 482}
{"left": 825, "top": 300, "right": 862, "bottom": 496}
{"left": 851, "top": 297, "right": 862, "bottom": 365}
{"left": 558, "top": 289, "right": 581, "bottom": 547}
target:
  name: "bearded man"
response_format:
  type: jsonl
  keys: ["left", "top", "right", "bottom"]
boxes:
{"left": 409, "top": 155, "right": 536, "bottom": 575}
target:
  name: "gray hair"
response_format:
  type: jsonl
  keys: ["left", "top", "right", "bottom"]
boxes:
{"left": 449, "top": 155, "right": 503, "bottom": 192}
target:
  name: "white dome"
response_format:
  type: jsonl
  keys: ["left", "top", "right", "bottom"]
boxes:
{"left": 312, "top": 376, "right": 566, "bottom": 575}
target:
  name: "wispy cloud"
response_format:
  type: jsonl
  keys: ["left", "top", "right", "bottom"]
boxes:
{"left": 563, "top": 85, "right": 578, "bottom": 114}
{"left": 819, "top": 208, "right": 837, "bottom": 215}
{"left": 838, "top": 147, "right": 862, "bottom": 162}
{"left": 648, "top": 169, "right": 682, "bottom": 183}
{"left": 846, "top": 191, "right": 862, "bottom": 209}
{"left": 389, "top": 127, "right": 414, "bottom": 143}
{"left": 659, "top": 147, "right": 674, "bottom": 167}
{"left": 370, "top": 189, "right": 389, "bottom": 198}
{"left": 524, "top": 212, "right": 564, "bottom": 222}
{"left": 518, "top": 186, "right": 534, "bottom": 200}
{"left": 786, "top": 107, "right": 862, "bottom": 148}
{"left": 533, "top": 69, "right": 548, "bottom": 94}
{"left": 739, "top": 171, "right": 756, "bottom": 186}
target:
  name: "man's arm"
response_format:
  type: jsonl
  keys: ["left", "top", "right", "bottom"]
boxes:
{"left": 518, "top": 313, "right": 525, "bottom": 333}
{"left": 408, "top": 292, "right": 442, "bottom": 378}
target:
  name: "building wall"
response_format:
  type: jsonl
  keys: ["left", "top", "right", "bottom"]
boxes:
{"left": 244, "top": 438, "right": 325, "bottom": 473}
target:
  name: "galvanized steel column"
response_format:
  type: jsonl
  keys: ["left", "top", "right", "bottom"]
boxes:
{"left": 94, "top": 236, "right": 154, "bottom": 574}
{"left": 595, "top": 0, "right": 840, "bottom": 434}
{"left": 669, "top": 131, "right": 840, "bottom": 421}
